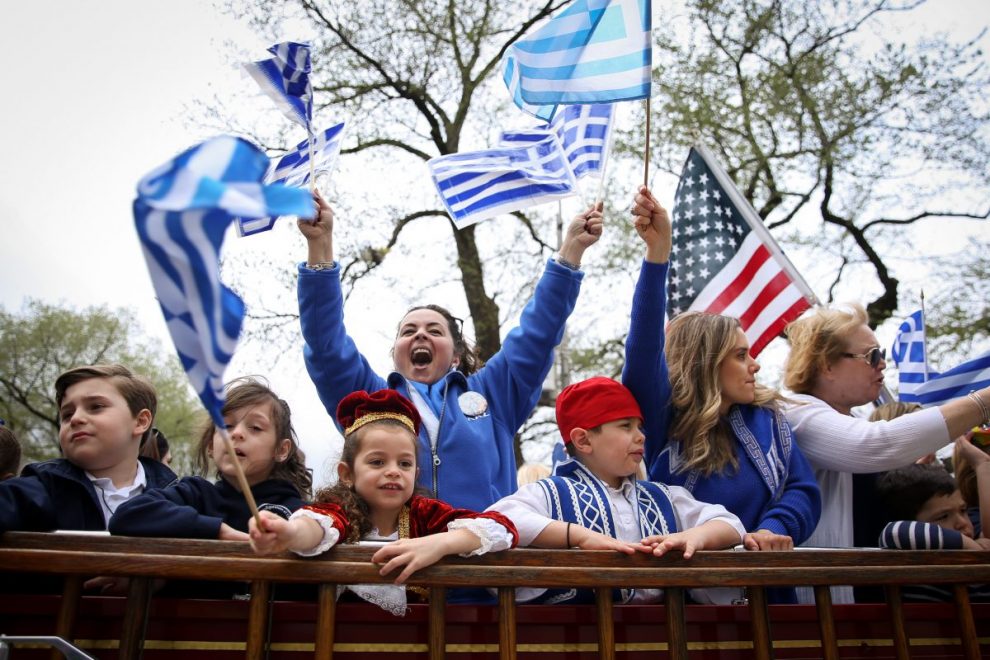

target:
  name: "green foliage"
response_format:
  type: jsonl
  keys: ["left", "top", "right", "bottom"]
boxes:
{"left": 0, "top": 299, "right": 203, "bottom": 474}
{"left": 925, "top": 240, "right": 990, "bottom": 362}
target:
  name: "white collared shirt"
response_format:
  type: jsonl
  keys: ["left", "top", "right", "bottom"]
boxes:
{"left": 87, "top": 461, "right": 147, "bottom": 526}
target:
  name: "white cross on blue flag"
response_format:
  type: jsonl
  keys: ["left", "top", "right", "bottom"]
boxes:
{"left": 243, "top": 42, "right": 313, "bottom": 131}
{"left": 502, "top": 104, "right": 614, "bottom": 182}
{"left": 891, "top": 310, "right": 932, "bottom": 400}
{"left": 427, "top": 132, "right": 577, "bottom": 229}
{"left": 133, "top": 136, "right": 313, "bottom": 424}
{"left": 502, "top": 0, "right": 652, "bottom": 121}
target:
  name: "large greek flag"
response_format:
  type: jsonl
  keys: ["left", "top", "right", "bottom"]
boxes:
{"left": 502, "top": 0, "right": 652, "bottom": 121}
{"left": 891, "top": 310, "right": 931, "bottom": 400}
{"left": 133, "top": 136, "right": 313, "bottom": 423}
{"left": 243, "top": 42, "right": 313, "bottom": 130}
{"left": 238, "top": 122, "right": 346, "bottom": 236}
{"left": 428, "top": 132, "right": 577, "bottom": 229}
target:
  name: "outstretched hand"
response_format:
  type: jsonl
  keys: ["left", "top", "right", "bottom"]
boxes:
{"left": 249, "top": 511, "right": 296, "bottom": 555}
{"left": 573, "top": 527, "right": 651, "bottom": 555}
{"left": 630, "top": 185, "right": 671, "bottom": 263}
{"left": 372, "top": 535, "right": 449, "bottom": 585}
{"left": 558, "top": 201, "right": 604, "bottom": 266}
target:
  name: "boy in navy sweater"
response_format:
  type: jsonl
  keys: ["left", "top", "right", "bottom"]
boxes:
{"left": 0, "top": 364, "right": 176, "bottom": 533}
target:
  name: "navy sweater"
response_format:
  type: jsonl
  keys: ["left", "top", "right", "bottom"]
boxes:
{"left": 0, "top": 457, "right": 177, "bottom": 533}
{"left": 109, "top": 476, "right": 303, "bottom": 538}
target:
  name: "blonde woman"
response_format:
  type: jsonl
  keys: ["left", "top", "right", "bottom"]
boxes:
{"left": 621, "top": 186, "right": 820, "bottom": 604}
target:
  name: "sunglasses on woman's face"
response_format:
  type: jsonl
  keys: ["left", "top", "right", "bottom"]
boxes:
{"left": 841, "top": 346, "right": 886, "bottom": 368}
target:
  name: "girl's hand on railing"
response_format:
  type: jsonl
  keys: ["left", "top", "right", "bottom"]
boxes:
{"left": 743, "top": 530, "right": 794, "bottom": 551}
{"left": 372, "top": 530, "right": 480, "bottom": 585}
{"left": 248, "top": 511, "right": 320, "bottom": 555}
{"left": 218, "top": 523, "right": 250, "bottom": 542}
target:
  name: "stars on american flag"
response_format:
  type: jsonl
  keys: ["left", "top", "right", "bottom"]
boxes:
{"left": 667, "top": 151, "right": 749, "bottom": 316}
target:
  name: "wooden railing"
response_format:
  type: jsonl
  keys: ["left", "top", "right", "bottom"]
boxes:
{"left": 1, "top": 531, "right": 989, "bottom": 659}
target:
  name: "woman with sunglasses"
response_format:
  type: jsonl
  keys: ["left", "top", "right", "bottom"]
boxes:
{"left": 782, "top": 303, "right": 990, "bottom": 603}
{"left": 296, "top": 191, "right": 603, "bottom": 514}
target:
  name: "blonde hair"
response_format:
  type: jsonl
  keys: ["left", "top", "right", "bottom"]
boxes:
{"left": 517, "top": 462, "right": 550, "bottom": 486}
{"left": 666, "top": 312, "right": 782, "bottom": 476}
{"left": 783, "top": 304, "right": 869, "bottom": 394}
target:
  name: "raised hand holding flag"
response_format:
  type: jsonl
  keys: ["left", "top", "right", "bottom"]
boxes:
{"left": 133, "top": 135, "right": 312, "bottom": 520}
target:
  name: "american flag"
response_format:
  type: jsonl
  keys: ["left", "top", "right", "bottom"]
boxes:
{"left": 667, "top": 145, "right": 818, "bottom": 356}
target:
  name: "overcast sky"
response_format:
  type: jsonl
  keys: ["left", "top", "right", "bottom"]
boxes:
{"left": 1, "top": 1, "right": 988, "bottom": 486}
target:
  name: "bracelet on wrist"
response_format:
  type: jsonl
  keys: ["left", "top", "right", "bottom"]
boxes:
{"left": 968, "top": 391, "right": 990, "bottom": 426}
{"left": 306, "top": 261, "right": 336, "bottom": 271}
{"left": 554, "top": 253, "right": 581, "bottom": 271}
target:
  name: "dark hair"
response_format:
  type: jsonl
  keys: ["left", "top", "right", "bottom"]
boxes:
{"left": 313, "top": 418, "right": 420, "bottom": 543}
{"left": 0, "top": 423, "right": 21, "bottom": 478}
{"left": 197, "top": 378, "right": 312, "bottom": 499}
{"left": 401, "top": 304, "right": 483, "bottom": 376}
{"left": 876, "top": 464, "right": 958, "bottom": 521}
{"left": 140, "top": 428, "right": 171, "bottom": 463}
{"left": 55, "top": 364, "right": 157, "bottom": 448}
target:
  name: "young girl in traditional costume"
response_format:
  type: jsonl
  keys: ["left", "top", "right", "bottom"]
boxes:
{"left": 249, "top": 389, "right": 518, "bottom": 615}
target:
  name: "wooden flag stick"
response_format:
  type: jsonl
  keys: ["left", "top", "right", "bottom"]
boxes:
{"left": 643, "top": 96, "right": 651, "bottom": 187}
{"left": 308, "top": 133, "right": 317, "bottom": 193}
{"left": 218, "top": 427, "right": 263, "bottom": 529}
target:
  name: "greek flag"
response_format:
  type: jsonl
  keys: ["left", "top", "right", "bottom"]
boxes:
{"left": 427, "top": 132, "right": 577, "bottom": 229}
{"left": 502, "top": 104, "right": 614, "bottom": 182}
{"left": 891, "top": 310, "right": 931, "bottom": 400}
{"left": 237, "top": 122, "right": 346, "bottom": 237}
{"left": 909, "top": 351, "right": 990, "bottom": 407}
{"left": 243, "top": 42, "right": 313, "bottom": 130}
{"left": 502, "top": 0, "right": 652, "bottom": 121}
{"left": 133, "top": 136, "right": 313, "bottom": 424}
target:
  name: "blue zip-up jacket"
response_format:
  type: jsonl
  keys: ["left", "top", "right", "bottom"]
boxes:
{"left": 621, "top": 260, "right": 821, "bottom": 543}
{"left": 109, "top": 476, "right": 304, "bottom": 538}
{"left": 0, "top": 457, "right": 177, "bottom": 533}
{"left": 298, "top": 258, "right": 584, "bottom": 512}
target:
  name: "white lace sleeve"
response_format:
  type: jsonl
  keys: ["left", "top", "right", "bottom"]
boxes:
{"left": 447, "top": 517, "right": 514, "bottom": 556}
{"left": 289, "top": 508, "right": 342, "bottom": 557}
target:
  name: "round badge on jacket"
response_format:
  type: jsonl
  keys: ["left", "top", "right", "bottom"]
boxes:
{"left": 458, "top": 391, "right": 489, "bottom": 418}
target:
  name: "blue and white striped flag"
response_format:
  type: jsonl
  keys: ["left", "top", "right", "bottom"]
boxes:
{"left": 891, "top": 310, "right": 931, "bottom": 400}
{"left": 133, "top": 136, "right": 313, "bottom": 424}
{"left": 502, "top": 0, "right": 652, "bottom": 121}
{"left": 909, "top": 351, "right": 990, "bottom": 407}
{"left": 243, "top": 42, "right": 313, "bottom": 131}
{"left": 428, "top": 132, "right": 577, "bottom": 229}
{"left": 503, "top": 104, "right": 615, "bottom": 181}
{"left": 237, "top": 122, "right": 346, "bottom": 237}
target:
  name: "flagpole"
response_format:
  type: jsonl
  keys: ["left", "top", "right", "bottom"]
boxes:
{"left": 218, "top": 428, "right": 263, "bottom": 528}
{"left": 643, "top": 97, "right": 651, "bottom": 187}
{"left": 694, "top": 142, "right": 820, "bottom": 306}
{"left": 594, "top": 112, "right": 616, "bottom": 206}
{"left": 308, "top": 133, "right": 316, "bottom": 193}
{"left": 921, "top": 289, "right": 929, "bottom": 382}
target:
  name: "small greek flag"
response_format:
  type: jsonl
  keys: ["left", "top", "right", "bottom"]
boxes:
{"left": 909, "top": 351, "right": 990, "bottom": 407}
{"left": 503, "top": 104, "right": 614, "bottom": 181}
{"left": 133, "top": 136, "right": 313, "bottom": 424}
{"left": 502, "top": 0, "right": 652, "bottom": 121}
{"left": 237, "top": 122, "right": 346, "bottom": 237}
{"left": 891, "top": 310, "right": 931, "bottom": 400}
{"left": 243, "top": 42, "right": 313, "bottom": 130}
{"left": 427, "top": 132, "right": 577, "bottom": 229}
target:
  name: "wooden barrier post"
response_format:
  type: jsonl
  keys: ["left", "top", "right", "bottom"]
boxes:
{"left": 748, "top": 586, "right": 773, "bottom": 660}
{"left": 498, "top": 587, "right": 517, "bottom": 660}
{"left": 245, "top": 580, "right": 271, "bottom": 660}
{"left": 884, "top": 585, "right": 911, "bottom": 660}
{"left": 954, "top": 583, "right": 980, "bottom": 660}
{"left": 665, "top": 586, "right": 688, "bottom": 660}
{"left": 595, "top": 587, "right": 615, "bottom": 660}
{"left": 813, "top": 584, "right": 839, "bottom": 660}
{"left": 315, "top": 583, "right": 337, "bottom": 660}
{"left": 118, "top": 577, "right": 151, "bottom": 660}
{"left": 429, "top": 586, "right": 445, "bottom": 660}
{"left": 52, "top": 575, "right": 82, "bottom": 660}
